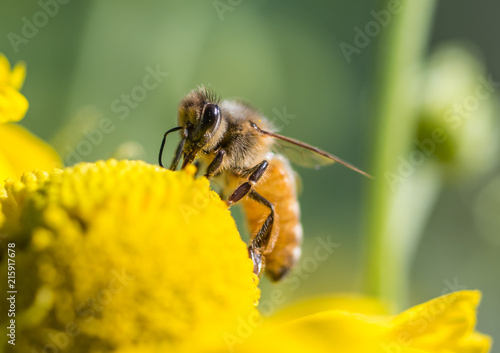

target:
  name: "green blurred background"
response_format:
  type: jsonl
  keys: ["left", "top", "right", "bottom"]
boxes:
{"left": 1, "top": 0, "right": 499, "bottom": 346}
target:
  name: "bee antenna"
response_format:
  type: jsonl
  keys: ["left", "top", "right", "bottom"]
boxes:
{"left": 158, "top": 126, "right": 183, "bottom": 168}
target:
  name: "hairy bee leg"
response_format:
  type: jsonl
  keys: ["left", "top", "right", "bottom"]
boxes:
{"left": 247, "top": 189, "right": 275, "bottom": 276}
{"left": 226, "top": 160, "right": 268, "bottom": 206}
{"left": 204, "top": 149, "right": 226, "bottom": 179}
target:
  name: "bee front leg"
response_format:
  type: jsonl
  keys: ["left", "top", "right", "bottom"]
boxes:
{"left": 247, "top": 190, "right": 275, "bottom": 277}
{"left": 204, "top": 149, "right": 226, "bottom": 179}
{"left": 226, "top": 160, "right": 268, "bottom": 207}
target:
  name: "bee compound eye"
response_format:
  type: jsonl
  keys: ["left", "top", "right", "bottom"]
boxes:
{"left": 201, "top": 103, "right": 220, "bottom": 133}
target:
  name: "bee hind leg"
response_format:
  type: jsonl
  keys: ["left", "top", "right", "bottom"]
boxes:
{"left": 247, "top": 189, "right": 275, "bottom": 277}
{"left": 223, "top": 160, "right": 272, "bottom": 277}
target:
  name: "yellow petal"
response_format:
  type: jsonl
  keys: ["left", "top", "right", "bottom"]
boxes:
{"left": 9, "top": 61, "right": 27, "bottom": 90}
{"left": 0, "top": 123, "right": 61, "bottom": 184}
{"left": 0, "top": 54, "right": 10, "bottom": 83}
{"left": 266, "top": 294, "right": 388, "bottom": 326}
{"left": 0, "top": 86, "right": 29, "bottom": 123}
{"left": 387, "top": 290, "right": 491, "bottom": 353}
{"left": 238, "top": 309, "right": 390, "bottom": 353}
{"left": 0, "top": 54, "right": 28, "bottom": 123}
{"left": 235, "top": 291, "right": 491, "bottom": 353}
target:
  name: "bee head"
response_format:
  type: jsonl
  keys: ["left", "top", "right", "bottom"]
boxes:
{"left": 177, "top": 87, "right": 223, "bottom": 167}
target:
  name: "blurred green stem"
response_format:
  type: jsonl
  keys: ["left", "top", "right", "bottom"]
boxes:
{"left": 366, "top": 0, "right": 436, "bottom": 311}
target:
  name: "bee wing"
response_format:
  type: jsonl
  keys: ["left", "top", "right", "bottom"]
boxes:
{"left": 257, "top": 127, "right": 372, "bottom": 178}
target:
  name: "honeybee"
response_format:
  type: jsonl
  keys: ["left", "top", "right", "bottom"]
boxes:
{"left": 159, "top": 87, "right": 371, "bottom": 281}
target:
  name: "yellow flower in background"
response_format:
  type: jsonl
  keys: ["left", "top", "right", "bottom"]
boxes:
{"left": 0, "top": 160, "right": 491, "bottom": 353}
{"left": 0, "top": 54, "right": 61, "bottom": 184}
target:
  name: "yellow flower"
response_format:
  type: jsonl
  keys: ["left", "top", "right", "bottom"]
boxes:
{"left": 0, "top": 160, "right": 258, "bottom": 352}
{"left": 0, "top": 54, "right": 61, "bottom": 184}
{"left": 0, "top": 160, "right": 491, "bottom": 353}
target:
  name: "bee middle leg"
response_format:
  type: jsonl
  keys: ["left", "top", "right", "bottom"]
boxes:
{"left": 226, "top": 160, "right": 269, "bottom": 206}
